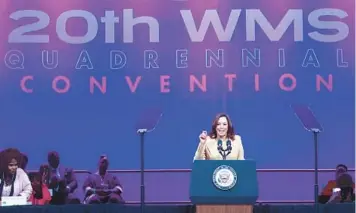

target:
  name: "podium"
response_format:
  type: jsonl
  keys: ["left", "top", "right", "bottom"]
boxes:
{"left": 190, "top": 160, "right": 258, "bottom": 213}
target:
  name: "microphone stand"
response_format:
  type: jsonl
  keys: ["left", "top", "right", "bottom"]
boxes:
{"left": 217, "top": 143, "right": 232, "bottom": 160}
{"left": 137, "top": 128, "right": 147, "bottom": 213}
{"left": 312, "top": 130, "right": 319, "bottom": 213}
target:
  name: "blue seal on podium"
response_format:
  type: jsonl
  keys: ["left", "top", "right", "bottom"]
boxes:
{"left": 212, "top": 165, "right": 238, "bottom": 190}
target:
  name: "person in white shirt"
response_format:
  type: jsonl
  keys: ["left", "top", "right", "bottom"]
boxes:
{"left": 0, "top": 148, "right": 32, "bottom": 200}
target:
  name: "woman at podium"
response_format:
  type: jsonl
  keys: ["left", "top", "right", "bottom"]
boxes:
{"left": 193, "top": 113, "right": 245, "bottom": 160}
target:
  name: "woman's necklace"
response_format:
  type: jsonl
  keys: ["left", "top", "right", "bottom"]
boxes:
{"left": 4, "top": 179, "right": 12, "bottom": 186}
{"left": 4, "top": 174, "right": 14, "bottom": 186}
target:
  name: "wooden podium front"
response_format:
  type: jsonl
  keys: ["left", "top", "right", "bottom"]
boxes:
{"left": 196, "top": 205, "right": 253, "bottom": 213}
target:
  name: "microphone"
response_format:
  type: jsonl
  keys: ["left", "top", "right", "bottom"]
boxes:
{"left": 217, "top": 140, "right": 225, "bottom": 159}
{"left": 217, "top": 140, "right": 223, "bottom": 149}
{"left": 226, "top": 140, "right": 232, "bottom": 149}
{"left": 225, "top": 140, "right": 232, "bottom": 158}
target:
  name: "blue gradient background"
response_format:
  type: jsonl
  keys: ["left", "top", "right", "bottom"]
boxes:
{"left": 0, "top": 0, "right": 354, "bottom": 176}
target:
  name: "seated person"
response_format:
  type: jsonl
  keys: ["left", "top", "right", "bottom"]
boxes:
{"left": 327, "top": 173, "right": 355, "bottom": 203}
{"left": 83, "top": 155, "right": 124, "bottom": 204}
{"left": 39, "top": 164, "right": 50, "bottom": 186}
{"left": 319, "top": 164, "right": 355, "bottom": 203}
{"left": 0, "top": 148, "right": 32, "bottom": 200}
{"left": 46, "top": 151, "right": 80, "bottom": 204}
{"left": 28, "top": 172, "right": 51, "bottom": 205}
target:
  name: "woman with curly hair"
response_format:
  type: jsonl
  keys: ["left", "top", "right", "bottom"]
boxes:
{"left": 0, "top": 148, "right": 32, "bottom": 200}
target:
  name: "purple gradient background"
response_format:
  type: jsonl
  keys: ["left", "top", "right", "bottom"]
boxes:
{"left": 0, "top": 0, "right": 355, "bottom": 202}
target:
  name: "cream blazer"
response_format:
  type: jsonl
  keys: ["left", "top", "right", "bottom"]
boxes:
{"left": 0, "top": 168, "right": 32, "bottom": 199}
{"left": 193, "top": 135, "right": 245, "bottom": 160}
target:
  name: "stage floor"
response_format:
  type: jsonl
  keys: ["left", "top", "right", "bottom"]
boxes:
{"left": 0, "top": 203, "right": 354, "bottom": 213}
